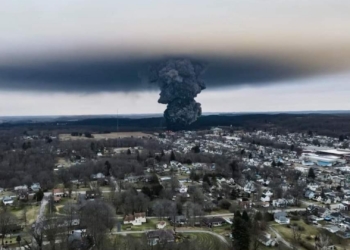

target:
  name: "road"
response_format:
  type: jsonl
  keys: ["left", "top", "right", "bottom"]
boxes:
{"left": 113, "top": 229, "right": 230, "bottom": 245}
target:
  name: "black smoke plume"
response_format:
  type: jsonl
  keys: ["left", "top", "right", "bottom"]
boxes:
{"left": 149, "top": 59, "right": 206, "bottom": 130}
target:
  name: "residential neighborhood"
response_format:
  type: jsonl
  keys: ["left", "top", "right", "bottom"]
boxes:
{"left": 1, "top": 127, "right": 350, "bottom": 250}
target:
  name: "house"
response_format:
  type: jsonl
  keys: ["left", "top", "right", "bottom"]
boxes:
{"left": 337, "top": 230, "right": 350, "bottom": 239}
{"left": 274, "top": 212, "right": 290, "bottom": 224}
{"left": 157, "top": 221, "right": 167, "bottom": 229}
{"left": 85, "top": 190, "right": 100, "bottom": 200}
{"left": 179, "top": 186, "right": 188, "bottom": 193}
{"left": 304, "top": 190, "right": 315, "bottom": 199}
{"left": 272, "top": 199, "right": 288, "bottom": 208}
{"left": 2, "top": 196, "right": 14, "bottom": 206}
{"left": 329, "top": 212, "right": 343, "bottom": 223}
{"left": 310, "top": 206, "right": 331, "bottom": 219}
{"left": 202, "top": 217, "right": 226, "bottom": 227}
{"left": 307, "top": 215, "right": 323, "bottom": 223}
{"left": 211, "top": 127, "right": 223, "bottom": 135}
{"left": 90, "top": 173, "right": 105, "bottom": 180}
{"left": 180, "top": 166, "right": 189, "bottom": 172}
{"left": 123, "top": 212, "right": 146, "bottom": 226}
{"left": 125, "top": 176, "right": 141, "bottom": 183}
{"left": 313, "top": 195, "right": 323, "bottom": 202}
{"left": 307, "top": 183, "right": 319, "bottom": 191}
{"left": 344, "top": 218, "right": 350, "bottom": 227}
{"left": 341, "top": 200, "right": 350, "bottom": 211}
{"left": 243, "top": 182, "right": 256, "bottom": 193}
{"left": 259, "top": 202, "right": 270, "bottom": 208}
{"left": 169, "top": 215, "right": 187, "bottom": 226}
{"left": 31, "top": 183, "right": 41, "bottom": 192}
{"left": 53, "top": 189, "right": 67, "bottom": 197}
{"left": 54, "top": 196, "right": 61, "bottom": 203}
{"left": 146, "top": 229, "right": 175, "bottom": 246}
{"left": 323, "top": 225, "right": 339, "bottom": 233}
{"left": 258, "top": 234, "right": 277, "bottom": 247}
{"left": 18, "top": 190, "right": 29, "bottom": 201}
{"left": 262, "top": 189, "right": 273, "bottom": 197}
{"left": 260, "top": 194, "right": 271, "bottom": 202}
{"left": 14, "top": 185, "right": 28, "bottom": 192}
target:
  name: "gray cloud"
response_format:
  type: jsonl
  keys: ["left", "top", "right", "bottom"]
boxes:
{"left": 0, "top": 54, "right": 332, "bottom": 93}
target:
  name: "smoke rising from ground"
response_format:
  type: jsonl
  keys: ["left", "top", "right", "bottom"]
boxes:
{"left": 149, "top": 59, "right": 206, "bottom": 130}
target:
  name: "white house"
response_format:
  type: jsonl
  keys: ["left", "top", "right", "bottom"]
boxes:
{"left": 272, "top": 199, "right": 288, "bottom": 208}
{"left": 124, "top": 212, "right": 146, "bottom": 226}
{"left": 261, "top": 194, "right": 271, "bottom": 202}
{"left": 243, "top": 182, "right": 256, "bottom": 193}
{"left": 307, "top": 183, "right": 319, "bottom": 192}
{"left": 179, "top": 186, "right": 188, "bottom": 194}
{"left": 274, "top": 212, "right": 290, "bottom": 224}
{"left": 262, "top": 189, "right": 273, "bottom": 197}
{"left": 180, "top": 166, "right": 189, "bottom": 172}
{"left": 91, "top": 172, "right": 105, "bottom": 180}
{"left": 258, "top": 234, "right": 277, "bottom": 247}
{"left": 157, "top": 221, "right": 167, "bottom": 229}
{"left": 14, "top": 185, "right": 28, "bottom": 192}
{"left": 2, "top": 196, "right": 14, "bottom": 206}
{"left": 31, "top": 183, "right": 41, "bottom": 192}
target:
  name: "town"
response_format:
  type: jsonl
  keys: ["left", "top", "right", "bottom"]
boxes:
{"left": 0, "top": 126, "right": 350, "bottom": 250}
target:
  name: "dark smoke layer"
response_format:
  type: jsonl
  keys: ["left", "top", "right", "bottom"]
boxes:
{"left": 149, "top": 59, "right": 206, "bottom": 130}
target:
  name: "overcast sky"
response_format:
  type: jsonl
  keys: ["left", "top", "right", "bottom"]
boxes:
{"left": 1, "top": 0, "right": 350, "bottom": 116}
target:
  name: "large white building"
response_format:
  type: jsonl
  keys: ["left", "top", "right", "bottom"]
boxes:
{"left": 301, "top": 149, "right": 350, "bottom": 166}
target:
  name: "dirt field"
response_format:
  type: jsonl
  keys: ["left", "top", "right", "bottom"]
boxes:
{"left": 59, "top": 132, "right": 153, "bottom": 141}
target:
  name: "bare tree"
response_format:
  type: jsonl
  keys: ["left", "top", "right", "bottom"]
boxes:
{"left": 183, "top": 202, "right": 204, "bottom": 227}
{"left": 288, "top": 181, "right": 306, "bottom": 207}
{"left": 316, "top": 234, "right": 330, "bottom": 250}
{"left": 80, "top": 200, "right": 116, "bottom": 250}
{"left": 0, "top": 209, "right": 17, "bottom": 246}
{"left": 291, "top": 225, "right": 301, "bottom": 250}
{"left": 22, "top": 206, "right": 28, "bottom": 227}
{"left": 23, "top": 222, "right": 44, "bottom": 250}
{"left": 43, "top": 214, "right": 62, "bottom": 250}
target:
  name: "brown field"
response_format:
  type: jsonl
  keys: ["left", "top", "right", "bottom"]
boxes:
{"left": 59, "top": 132, "right": 153, "bottom": 141}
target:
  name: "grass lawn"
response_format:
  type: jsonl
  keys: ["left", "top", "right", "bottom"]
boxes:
{"left": 212, "top": 224, "right": 232, "bottom": 235}
{"left": 270, "top": 220, "right": 320, "bottom": 250}
{"left": 10, "top": 204, "right": 40, "bottom": 225}
{"left": 74, "top": 187, "right": 90, "bottom": 192}
{"left": 1, "top": 191, "right": 17, "bottom": 197}
{"left": 55, "top": 197, "right": 77, "bottom": 215}
{"left": 1, "top": 234, "right": 32, "bottom": 247}
{"left": 99, "top": 186, "right": 112, "bottom": 192}
{"left": 181, "top": 233, "right": 229, "bottom": 250}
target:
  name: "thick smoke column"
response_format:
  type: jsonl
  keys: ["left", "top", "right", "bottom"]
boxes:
{"left": 149, "top": 59, "right": 206, "bottom": 130}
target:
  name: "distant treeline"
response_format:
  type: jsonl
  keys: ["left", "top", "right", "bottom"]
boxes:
{"left": 1, "top": 113, "right": 350, "bottom": 137}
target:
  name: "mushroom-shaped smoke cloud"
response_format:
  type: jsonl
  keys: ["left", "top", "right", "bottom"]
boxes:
{"left": 149, "top": 59, "right": 206, "bottom": 130}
